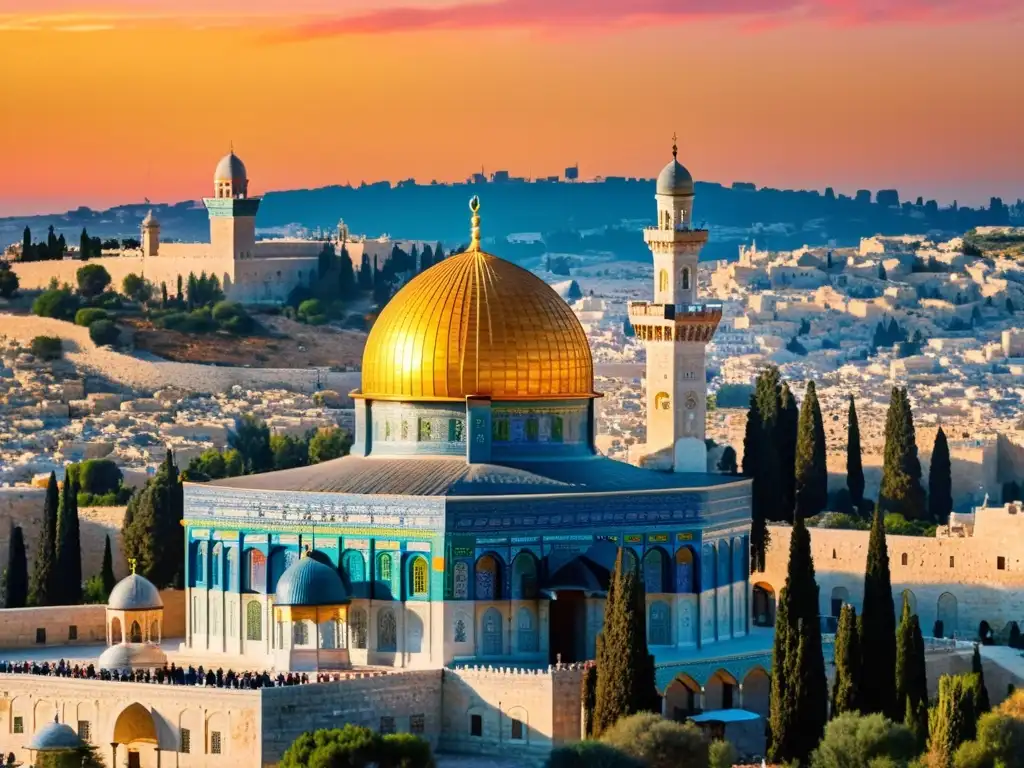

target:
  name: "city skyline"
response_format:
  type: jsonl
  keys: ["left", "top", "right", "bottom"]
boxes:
{"left": 1, "top": 0, "right": 1022, "bottom": 215}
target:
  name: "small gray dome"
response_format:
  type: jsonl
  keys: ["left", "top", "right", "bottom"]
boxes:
{"left": 98, "top": 642, "right": 167, "bottom": 672}
{"left": 656, "top": 157, "right": 694, "bottom": 197}
{"left": 214, "top": 151, "right": 247, "bottom": 182}
{"left": 274, "top": 556, "right": 349, "bottom": 607}
{"left": 108, "top": 573, "right": 163, "bottom": 611}
{"left": 29, "top": 717, "right": 83, "bottom": 752}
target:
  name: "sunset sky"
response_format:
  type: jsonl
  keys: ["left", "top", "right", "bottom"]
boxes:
{"left": 0, "top": 0, "right": 1022, "bottom": 215}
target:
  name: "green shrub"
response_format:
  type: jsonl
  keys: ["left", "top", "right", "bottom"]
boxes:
{"left": 122, "top": 273, "right": 152, "bottom": 303}
{"left": 212, "top": 301, "right": 254, "bottom": 334}
{"left": 600, "top": 713, "right": 709, "bottom": 768}
{"left": 379, "top": 732, "right": 435, "bottom": 768}
{"left": 77, "top": 459, "right": 123, "bottom": 495}
{"left": 83, "top": 574, "right": 109, "bottom": 604}
{"left": 279, "top": 725, "right": 383, "bottom": 768}
{"left": 298, "top": 298, "right": 325, "bottom": 323}
{"left": 0, "top": 262, "right": 19, "bottom": 298}
{"left": 89, "top": 319, "right": 120, "bottom": 346}
{"left": 811, "top": 712, "right": 917, "bottom": 768}
{"left": 92, "top": 291, "right": 123, "bottom": 310}
{"left": 78, "top": 487, "right": 132, "bottom": 507}
{"left": 708, "top": 739, "right": 738, "bottom": 768}
{"left": 76, "top": 263, "right": 111, "bottom": 298}
{"left": 952, "top": 710, "right": 1024, "bottom": 768}
{"left": 30, "top": 335, "right": 63, "bottom": 360}
{"left": 75, "top": 307, "right": 109, "bottom": 327}
{"left": 32, "top": 288, "right": 79, "bottom": 320}
{"left": 546, "top": 741, "right": 643, "bottom": 768}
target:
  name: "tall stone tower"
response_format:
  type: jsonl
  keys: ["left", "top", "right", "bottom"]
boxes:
{"left": 141, "top": 210, "right": 160, "bottom": 257}
{"left": 628, "top": 137, "right": 722, "bottom": 472}
{"left": 203, "top": 150, "right": 260, "bottom": 260}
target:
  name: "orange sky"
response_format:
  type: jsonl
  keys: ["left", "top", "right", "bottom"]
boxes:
{"left": 0, "top": 0, "right": 1022, "bottom": 215}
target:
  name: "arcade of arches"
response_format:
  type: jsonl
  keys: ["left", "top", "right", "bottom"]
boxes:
{"left": 663, "top": 667, "right": 771, "bottom": 721}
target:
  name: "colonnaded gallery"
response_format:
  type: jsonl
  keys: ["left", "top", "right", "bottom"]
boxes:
{"left": 2, "top": 147, "right": 772, "bottom": 767}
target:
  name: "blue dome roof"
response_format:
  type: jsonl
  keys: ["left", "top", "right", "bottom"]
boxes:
{"left": 108, "top": 573, "right": 163, "bottom": 611}
{"left": 214, "top": 151, "right": 247, "bottom": 182}
{"left": 274, "top": 556, "right": 349, "bottom": 606}
{"left": 29, "top": 717, "right": 83, "bottom": 751}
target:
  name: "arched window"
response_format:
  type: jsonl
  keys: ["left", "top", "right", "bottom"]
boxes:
{"left": 111, "top": 617, "right": 122, "bottom": 644}
{"left": 511, "top": 554, "right": 538, "bottom": 600}
{"left": 658, "top": 269, "right": 669, "bottom": 294}
{"left": 246, "top": 601, "right": 262, "bottom": 641}
{"left": 341, "top": 550, "right": 365, "bottom": 595}
{"left": 649, "top": 601, "right": 671, "bottom": 645}
{"left": 475, "top": 555, "right": 501, "bottom": 601}
{"left": 681, "top": 267, "right": 690, "bottom": 291}
{"left": 481, "top": 607, "right": 503, "bottom": 655}
{"left": 643, "top": 549, "right": 667, "bottom": 594}
{"left": 377, "top": 608, "right": 397, "bottom": 652}
{"left": 293, "top": 621, "right": 309, "bottom": 646}
{"left": 377, "top": 553, "right": 392, "bottom": 583}
{"left": 453, "top": 562, "right": 469, "bottom": 599}
{"left": 454, "top": 617, "right": 467, "bottom": 643}
{"left": 211, "top": 544, "right": 222, "bottom": 588}
{"left": 246, "top": 550, "right": 267, "bottom": 593}
{"left": 517, "top": 607, "right": 538, "bottom": 653}
{"left": 407, "top": 612, "right": 424, "bottom": 653}
{"left": 226, "top": 548, "right": 237, "bottom": 589}
{"left": 675, "top": 547, "right": 695, "bottom": 593}
{"left": 621, "top": 549, "right": 639, "bottom": 575}
{"left": 129, "top": 621, "right": 142, "bottom": 643}
{"left": 197, "top": 543, "right": 207, "bottom": 584}
{"left": 717, "top": 540, "right": 732, "bottom": 588}
{"left": 411, "top": 558, "right": 428, "bottom": 597}
{"left": 350, "top": 609, "right": 367, "bottom": 649}
{"left": 150, "top": 620, "right": 160, "bottom": 643}
{"left": 654, "top": 392, "right": 671, "bottom": 411}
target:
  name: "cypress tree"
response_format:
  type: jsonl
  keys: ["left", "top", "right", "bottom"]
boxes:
{"left": 778, "top": 383, "right": 799, "bottom": 521}
{"left": 859, "top": 508, "right": 898, "bottom": 719}
{"left": 582, "top": 664, "right": 598, "bottom": 737}
{"left": 750, "top": 368, "right": 782, "bottom": 567}
{"left": 846, "top": 395, "right": 865, "bottom": 512}
{"left": 794, "top": 380, "right": 828, "bottom": 519}
{"left": 768, "top": 516, "right": 827, "bottom": 762}
{"left": 831, "top": 603, "right": 860, "bottom": 717}
{"left": 22, "top": 226, "right": 31, "bottom": 260}
{"left": 122, "top": 451, "right": 184, "bottom": 588}
{"left": 880, "top": 387, "right": 926, "bottom": 520}
{"left": 4, "top": 525, "right": 28, "bottom": 608}
{"left": 55, "top": 465, "right": 83, "bottom": 604}
{"left": 896, "top": 592, "right": 930, "bottom": 720}
{"left": 29, "top": 471, "right": 59, "bottom": 606}
{"left": 907, "top": 615, "right": 929, "bottom": 749}
{"left": 743, "top": 395, "right": 768, "bottom": 572}
{"left": 630, "top": 571, "right": 660, "bottom": 714}
{"left": 972, "top": 644, "right": 990, "bottom": 714}
{"left": 929, "top": 426, "right": 953, "bottom": 524}
{"left": 928, "top": 674, "right": 978, "bottom": 768}
{"left": 101, "top": 534, "right": 116, "bottom": 595}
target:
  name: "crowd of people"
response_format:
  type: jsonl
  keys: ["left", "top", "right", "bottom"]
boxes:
{"left": 0, "top": 660, "right": 312, "bottom": 688}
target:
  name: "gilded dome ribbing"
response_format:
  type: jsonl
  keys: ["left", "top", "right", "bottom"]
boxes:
{"left": 361, "top": 203, "right": 595, "bottom": 402}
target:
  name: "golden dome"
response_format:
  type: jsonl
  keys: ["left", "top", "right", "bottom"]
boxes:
{"left": 360, "top": 200, "right": 595, "bottom": 402}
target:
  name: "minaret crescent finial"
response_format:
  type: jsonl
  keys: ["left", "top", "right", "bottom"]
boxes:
{"left": 129, "top": 557, "right": 137, "bottom": 575}
{"left": 469, "top": 196, "right": 481, "bottom": 250}
{"left": 672, "top": 132, "right": 678, "bottom": 160}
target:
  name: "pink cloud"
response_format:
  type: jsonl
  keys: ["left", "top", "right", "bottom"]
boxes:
{"left": 274, "top": 0, "right": 1023, "bottom": 41}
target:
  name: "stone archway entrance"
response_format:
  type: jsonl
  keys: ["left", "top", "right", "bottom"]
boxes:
{"left": 548, "top": 590, "right": 586, "bottom": 664}
{"left": 112, "top": 703, "right": 159, "bottom": 768}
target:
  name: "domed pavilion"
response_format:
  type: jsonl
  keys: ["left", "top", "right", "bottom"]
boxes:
{"left": 182, "top": 196, "right": 752, "bottom": 671}
{"left": 98, "top": 566, "right": 168, "bottom": 673}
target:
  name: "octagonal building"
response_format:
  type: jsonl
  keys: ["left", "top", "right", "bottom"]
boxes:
{"left": 183, "top": 190, "right": 752, "bottom": 672}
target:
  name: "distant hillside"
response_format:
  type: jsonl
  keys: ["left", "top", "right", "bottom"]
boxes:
{"left": 2, "top": 178, "right": 1016, "bottom": 263}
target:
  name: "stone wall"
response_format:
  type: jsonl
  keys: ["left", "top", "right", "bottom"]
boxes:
{"left": 0, "top": 590, "right": 185, "bottom": 648}
{"left": 0, "top": 488, "right": 128, "bottom": 583}
{"left": 0, "top": 673, "right": 261, "bottom": 767}
{"left": 0, "top": 313, "right": 361, "bottom": 397}
{"left": 440, "top": 665, "right": 585, "bottom": 765}
{"left": 259, "top": 670, "right": 443, "bottom": 765}
{"left": 760, "top": 521, "right": 1024, "bottom": 639}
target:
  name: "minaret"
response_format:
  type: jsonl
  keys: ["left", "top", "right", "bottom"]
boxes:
{"left": 629, "top": 135, "right": 722, "bottom": 472}
{"left": 203, "top": 148, "right": 260, "bottom": 260}
{"left": 141, "top": 210, "right": 160, "bottom": 257}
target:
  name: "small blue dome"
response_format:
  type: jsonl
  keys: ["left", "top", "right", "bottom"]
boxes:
{"left": 656, "top": 157, "right": 694, "bottom": 197}
{"left": 274, "top": 556, "right": 349, "bottom": 606}
{"left": 29, "top": 717, "right": 83, "bottom": 752}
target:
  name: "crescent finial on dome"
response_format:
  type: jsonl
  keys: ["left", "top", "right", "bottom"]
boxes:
{"left": 672, "top": 131, "right": 678, "bottom": 159}
{"left": 469, "top": 195, "right": 481, "bottom": 250}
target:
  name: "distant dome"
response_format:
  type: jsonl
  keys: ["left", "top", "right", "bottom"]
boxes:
{"left": 29, "top": 717, "right": 83, "bottom": 752}
{"left": 98, "top": 642, "right": 167, "bottom": 672}
{"left": 274, "top": 556, "right": 349, "bottom": 607}
{"left": 656, "top": 157, "right": 694, "bottom": 197}
{"left": 108, "top": 573, "right": 163, "bottom": 611}
{"left": 214, "top": 151, "right": 247, "bottom": 182}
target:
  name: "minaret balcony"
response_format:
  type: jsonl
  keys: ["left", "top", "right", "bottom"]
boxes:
{"left": 628, "top": 302, "right": 723, "bottom": 343}
{"left": 642, "top": 227, "right": 709, "bottom": 245}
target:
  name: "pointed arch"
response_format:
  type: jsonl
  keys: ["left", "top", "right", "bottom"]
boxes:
{"left": 481, "top": 607, "right": 503, "bottom": 656}
{"left": 643, "top": 547, "right": 668, "bottom": 593}
{"left": 675, "top": 546, "right": 696, "bottom": 593}
{"left": 511, "top": 552, "right": 539, "bottom": 600}
{"left": 475, "top": 553, "right": 503, "bottom": 601}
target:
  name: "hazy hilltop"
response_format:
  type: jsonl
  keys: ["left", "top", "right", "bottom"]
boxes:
{"left": 2, "top": 177, "right": 1018, "bottom": 262}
